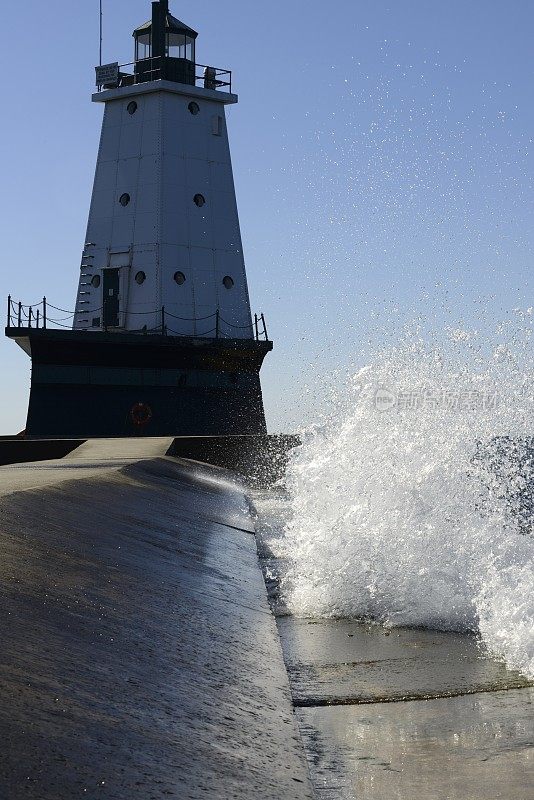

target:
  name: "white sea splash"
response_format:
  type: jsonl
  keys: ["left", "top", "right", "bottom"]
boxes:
{"left": 259, "top": 318, "right": 534, "bottom": 679}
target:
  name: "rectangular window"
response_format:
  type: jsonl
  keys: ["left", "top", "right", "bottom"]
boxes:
{"left": 212, "top": 115, "right": 223, "bottom": 136}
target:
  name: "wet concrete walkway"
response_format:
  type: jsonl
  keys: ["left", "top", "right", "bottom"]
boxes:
{"left": 278, "top": 618, "right": 534, "bottom": 799}
{"left": 0, "top": 444, "right": 314, "bottom": 799}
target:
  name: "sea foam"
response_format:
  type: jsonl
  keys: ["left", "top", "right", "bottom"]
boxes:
{"left": 265, "top": 320, "right": 534, "bottom": 679}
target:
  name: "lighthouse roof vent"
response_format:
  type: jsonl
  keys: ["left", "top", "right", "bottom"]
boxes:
{"left": 133, "top": 14, "right": 198, "bottom": 39}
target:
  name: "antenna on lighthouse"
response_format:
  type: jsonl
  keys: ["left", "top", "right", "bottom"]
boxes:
{"left": 99, "top": 0, "right": 103, "bottom": 66}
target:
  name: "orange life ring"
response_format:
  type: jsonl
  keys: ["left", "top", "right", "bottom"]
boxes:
{"left": 130, "top": 402, "right": 153, "bottom": 427}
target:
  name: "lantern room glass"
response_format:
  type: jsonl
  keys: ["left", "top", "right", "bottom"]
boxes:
{"left": 135, "top": 32, "right": 151, "bottom": 60}
{"left": 167, "top": 32, "right": 195, "bottom": 62}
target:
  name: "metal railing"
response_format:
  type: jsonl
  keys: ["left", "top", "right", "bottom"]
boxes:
{"left": 6, "top": 296, "right": 48, "bottom": 330}
{"left": 96, "top": 57, "right": 232, "bottom": 94}
{"left": 6, "top": 296, "right": 269, "bottom": 342}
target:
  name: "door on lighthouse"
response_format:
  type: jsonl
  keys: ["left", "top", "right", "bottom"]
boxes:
{"left": 103, "top": 269, "right": 120, "bottom": 328}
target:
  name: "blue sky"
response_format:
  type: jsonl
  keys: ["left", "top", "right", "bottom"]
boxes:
{"left": 1, "top": 1, "right": 534, "bottom": 433}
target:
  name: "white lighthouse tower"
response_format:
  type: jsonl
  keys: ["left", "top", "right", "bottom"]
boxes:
{"left": 76, "top": 1, "right": 253, "bottom": 339}
{"left": 6, "top": 0, "right": 272, "bottom": 438}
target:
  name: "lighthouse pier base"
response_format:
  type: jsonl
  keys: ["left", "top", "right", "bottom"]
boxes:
{"left": 6, "top": 327, "right": 272, "bottom": 438}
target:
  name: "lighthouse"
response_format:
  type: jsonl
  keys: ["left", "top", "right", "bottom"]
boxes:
{"left": 6, "top": 0, "right": 272, "bottom": 438}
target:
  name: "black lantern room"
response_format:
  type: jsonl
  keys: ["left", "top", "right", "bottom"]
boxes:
{"left": 134, "top": 0, "right": 198, "bottom": 86}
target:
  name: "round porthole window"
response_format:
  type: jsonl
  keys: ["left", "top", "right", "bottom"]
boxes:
{"left": 222, "top": 276, "right": 234, "bottom": 290}
{"left": 135, "top": 271, "right": 146, "bottom": 285}
{"left": 119, "top": 193, "right": 131, "bottom": 207}
{"left": 91, "top": 274, "right": 101, "bottom": 288}
{"left": 188, "top": 101, "right": 200, "bottom": 115}
{"left": 174, "top": 271, "right": 186, "bottom": 285}
{"left": 127, "top": 101, "right": 138, "bottom": 115}
{"left": 193, "top": 194, "right": 206, "bottom": 207}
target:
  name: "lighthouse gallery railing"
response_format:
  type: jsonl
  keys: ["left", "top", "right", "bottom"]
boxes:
{"left": 6, "top": 297, "right": 268, "bottom": 341}
{"left": 96, "top": 57, "right": 232, "bottom": 94}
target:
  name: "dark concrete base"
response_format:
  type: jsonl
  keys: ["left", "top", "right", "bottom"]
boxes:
{"left": 6, "top": 327, "right": 272, "bottom": 438}
{"left": 0, "top": 438, "right": 84, "bottom": 466}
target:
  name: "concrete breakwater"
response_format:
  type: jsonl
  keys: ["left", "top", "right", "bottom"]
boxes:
{"left": 0, "top": 434, "right": 300, "bottom": 485}
{"left": 1, "top": 438, "right": 532, "bottom": 800}
{"left": 0, "top": 440, "right": 313, "bottom": 799}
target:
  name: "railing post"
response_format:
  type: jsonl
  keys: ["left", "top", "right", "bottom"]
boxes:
{"left": 260, "top": 313, "right": 268, "bottom": 341}
{"left": 215, "top": 309, "right": 220, "bottom": 339}
{"left": 28, "top": 307, "right": 32, "bottom": 329}
{"left": 43, "top": 297, "right": 47, "bottom": 329}
{"left": 36, "top": 309, "right": 40, "bottom": 328}
{"left": 7, "top": 295, "right": 11, "bottom": 328}
{"left": 161, "top": 305, "right": 166, "bottom": 335}
{"left": 254, "top": 313, "right": 259, "bottom": 341}
{"left": 18, "top": 302, "right": 22, "bottom": 328}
